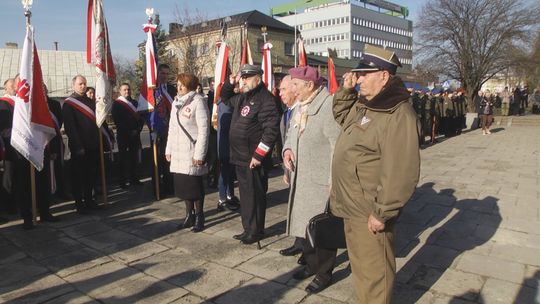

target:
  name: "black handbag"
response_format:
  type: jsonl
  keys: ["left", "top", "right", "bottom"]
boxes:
{"left": 306, "top": 199, "right": 347, "bottom": 249}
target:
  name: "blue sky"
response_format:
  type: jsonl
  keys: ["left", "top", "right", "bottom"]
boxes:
{"left": 0, "top": 0, "right": 425, "bottom": 60}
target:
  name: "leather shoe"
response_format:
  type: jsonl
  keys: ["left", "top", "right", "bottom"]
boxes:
{"left": 178, "top": 212, "right": 195, "bottom": 230}
{"left": 279, "top": 246, "right": 302, "bottom": 256}
{"left": 297, "top": 255, "right": 306, "bottom": 265}
{"left": 241, "top": 234, "right": 263, "bottom": 245}
{"left": 22, "top": 219, "right": 35, "bottom": 230}
{"left": 292, "top": 268, "right": 315, "bottom": 280}
{"left": 305, "top": 276, "right": 331, "bottom": 293}
{"left": 216, "top": 200, "right": 226, "bottom": 212}
{"left": 225, "top": 200, "right": 240, "bottom": 211}
{"left": 233, "top": 231, "right": 247, "bottom": 240}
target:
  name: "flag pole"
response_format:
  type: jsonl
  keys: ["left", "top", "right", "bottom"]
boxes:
{"left": 152, "top": 132, "right": 160, "bottom": 200}
{"left": 98, "top": 130, "right": 108, "bottom": 205}
{"left": 30, "top": 165, "right": 37, "bottom": 224}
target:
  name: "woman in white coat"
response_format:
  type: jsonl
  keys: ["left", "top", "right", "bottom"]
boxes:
{"left": 166, "top": 73, "right": 209, "bottom": 232}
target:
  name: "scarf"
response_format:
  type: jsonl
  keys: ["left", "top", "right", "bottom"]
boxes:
{"left": 294, "top": 86, "right": 323, "bottom": 135}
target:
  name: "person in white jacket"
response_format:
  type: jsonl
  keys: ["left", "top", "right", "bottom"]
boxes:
{"left": 166, "top": 73, "right": 209, "bottom": 232}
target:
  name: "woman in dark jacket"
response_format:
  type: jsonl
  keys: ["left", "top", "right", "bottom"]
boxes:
{"left": 480, "top": 92, "right": 494, "bottom": 135}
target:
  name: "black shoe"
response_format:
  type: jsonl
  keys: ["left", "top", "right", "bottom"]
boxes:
{"left": 305, "top": 276, "right": 331, "bottom": 293}
{"left": 292, "top": 268, "right": 315, "bottom": 280}
{"left": 86, "top": 201, "right": 103, "bottom": 210}
{"left": 225, "top": 200, "right": 240, "bottom": 211}
{"left": 119, "top": 182, "right": 128, "bottom": 189}
{"left": 233, "top": 231, "right": 248, "bottom": 240}
{"left": 75, "top": 201, "right": 89, "bottom": 215}
{"left": 191, "top": 213, "right": 205, "bottom": 232}
{"left": 297, "top": 255, "right": 306, "bottom": 265}
{"left": 279, "top": 246, "right": 302, "bottom": 256}
{"left": 0, "top": 217, "right": 8, "bottom": 225}
{"left": 177, "top": 212, "right": 195, "bottom": 230}
{"left": 40, "top": 214, "right": 60, "bottom": 222}
{"left": 22, "top": 219, "right": 35, "bottom": 230}
{"left": 216, "top": 200, "right": 226, "bottom": 212}
{"left": 241, "top": 234, "right": 263, "bottom": 245}
{"left": 130, "top": 179, "right": 143, "bottom": 186}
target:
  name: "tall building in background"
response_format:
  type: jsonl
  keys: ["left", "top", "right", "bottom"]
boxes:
{"left": 272, "top": 0, "right": 413, "bottom": 71}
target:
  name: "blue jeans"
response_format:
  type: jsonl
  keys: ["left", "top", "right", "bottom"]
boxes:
{"left": 218, "top": 159, "right": 235, "bottom": 201}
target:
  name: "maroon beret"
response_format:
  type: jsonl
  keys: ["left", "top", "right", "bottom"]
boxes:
{"left": 288, "top": 66, "right": 321, "bottom": 84}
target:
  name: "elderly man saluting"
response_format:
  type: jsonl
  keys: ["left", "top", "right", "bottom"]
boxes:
{"left": 220, "top": 64, "right": 280, "bottom": 245}
{"left": 331, "top": 44, "right": 420, "bottom": 303}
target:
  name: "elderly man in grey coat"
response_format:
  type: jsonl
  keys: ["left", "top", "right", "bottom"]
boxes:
{"left": 282, "top": 66, "right": 341, "bottom": 293}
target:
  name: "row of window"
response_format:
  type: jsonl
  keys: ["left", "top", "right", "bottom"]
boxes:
{"left": 299, "top": 16, "right": 350, "bottom": 31}
{"left": 350, "top": 49, "right": 412, "bottom": 65}
{"left": 352, "top": 17, "right": 412, "bottom": 37}
{"left": 352, "top": 34, "right": 412, "bottom": 51}
{"left": 304, "top": 32, "right": 350, "bottom": 45}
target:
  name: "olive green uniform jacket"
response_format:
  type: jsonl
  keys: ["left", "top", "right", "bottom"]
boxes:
{"left": 330, "top": 77, "right": 420, "bottom": 223}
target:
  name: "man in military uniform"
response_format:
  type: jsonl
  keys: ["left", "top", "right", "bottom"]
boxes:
{"left": 112, "top": 83, "right": 144, "bottom": 188}
{"left": 220, "top": 64, "right": 280, "bottom": 245}
{"left": 331, "top": 45, "right": 420, "bottom": 303}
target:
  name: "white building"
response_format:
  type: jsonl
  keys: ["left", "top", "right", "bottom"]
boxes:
{"left": 273, "top": 0, "right": 413, "bottom": 71}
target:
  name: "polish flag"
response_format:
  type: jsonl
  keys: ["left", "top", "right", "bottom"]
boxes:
{"left": 262, "top": 42, "right": 273, "bottom": 92}
{"left": 211, "top": 41, "right": 230, "bottom": 129}
{"left": 328, "top": 56, "right": 338, "bottom": 95}
{"left": 87, "top": 0, "right": 116, "bottom": 127}
{"left": 11, "top": 25, "right": 56, "bottom": 171}
{"left": 137, "top": 15, "right": 158, "bottom": 112}
{"left": 240, "top": 38, "right": 253, "bottom": 65}
{"left": 298, "top": 37, "right": 307, "bottom": 67}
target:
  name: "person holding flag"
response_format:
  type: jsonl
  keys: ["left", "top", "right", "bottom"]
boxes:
{"left": 1, "top": 79, "right": 17, "bottom": 223}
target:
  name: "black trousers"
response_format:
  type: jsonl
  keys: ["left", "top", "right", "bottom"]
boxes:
{"left": 303, "top": 238, "right": 337, "bottom": 283}
{"left": 235, "top": 164, "right": 268, "bottom": 236}
{"left": 118, "top": 136, "right": 140, "bottom": 183}
{"left": 151, "top": 135, "right": 173, "bottom": 195}
{"left": 13, "top": 158, "right": 51, "bottom": 220}
{"left": 71, "top": 149, "right": 99, "bottom": 203}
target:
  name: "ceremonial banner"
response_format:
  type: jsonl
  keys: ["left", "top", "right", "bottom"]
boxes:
{"left": 328, "top": 56, "right": 338, "bottom": 95}
{"left": 261, "top": 42, "right": 273, "bottom": 92}
{"left": 298, "top": 38, "right": 307, "bottom": 67}
{"left": 11, "top": 25, "right": 56, "bottom": 171}
{"left": 240, "top": 38, "right": 253, "bottom": 65}
{"left": 87, "top": 0, "right": 116, "bottom": 127}
{"left": 137, "top": 12, "right": 158, "bottom": 112}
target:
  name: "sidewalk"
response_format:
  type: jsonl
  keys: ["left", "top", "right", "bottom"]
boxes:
{"left": 1, "top": 124, "right": 540, "bottom": 303}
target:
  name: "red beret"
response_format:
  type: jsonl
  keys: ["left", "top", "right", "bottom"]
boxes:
{"left": 288, "top": 66, "right": 321, "bottom": 84}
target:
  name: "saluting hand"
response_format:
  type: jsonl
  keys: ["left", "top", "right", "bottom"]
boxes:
{"left": 229, "top": 74, "right": 240, "bottom": 86}
{"left": 342, "top": 72, "right": 357, "bottom": 90}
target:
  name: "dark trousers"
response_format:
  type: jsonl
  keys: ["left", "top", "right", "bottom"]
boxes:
{"left": 235, "top": 165, "right": 268, "bottom": 236}
{"left": 218, "top": 159, "right": 235, "bottom": 201}
{"left": 151, "top": 135, "right": 173, "bottom": 195}
{"left": 71, "top": 149, "right": 99, "bottom": 203}
{"left": 13, "top": 158, "right": 51, "bottom": 220}
{"left": 303, "top": 237, "right": 337, "bottom": 283}
{"left": 118, "top": 137, "right": 140, "bottom": 183}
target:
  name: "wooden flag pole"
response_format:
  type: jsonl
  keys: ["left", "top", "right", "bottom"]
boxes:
{"left": 30, "top": 164, "right": 37, "bottom": 224}
{"left": 152, "top": 133, "right": 161, "bottom": 201}
{"left": 98, "top": 130, "right": 108, "bottom": 205}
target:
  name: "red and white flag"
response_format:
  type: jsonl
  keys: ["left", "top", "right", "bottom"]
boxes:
{"left": 298, "top": 37, "right": 307, "bottom": 67}
{"left": 87, "top": 0, "right": 116, "bottom": 127}
{"left": 137, "top": 13, "right": 158, "bottom": 112}
{"left": 11, "top": 25, "right": 56, "bottom": 171}
{"left": 240, "top": 38, "right": 253, "bottom": 65}
{"left": 211, "top": 41, "right": 230, "bottom": 129}
{"left": 262, "top": 42, "right": 273, "bottom": 92}
{"left": 328, "top": 56, "right": 338, "bottom": 95}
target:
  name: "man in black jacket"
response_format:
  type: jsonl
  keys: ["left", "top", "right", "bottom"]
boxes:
{"left": 112, "top": 83, "right": 143, "bottom": 188}
{"left": 63, "top": 75, "right": 100, "bottom": 213}
{"left": 221, "top": 64, "right": 280, "bottom": 244}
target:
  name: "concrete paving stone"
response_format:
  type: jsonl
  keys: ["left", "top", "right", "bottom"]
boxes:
{"left": 41, "top": 246, "right": 113, "bottom": 278}
{"left": 131, "top": 249, "right": 206, "bottom": 284}
{"left": 431, "top": 295, "right": 477, "bottom": 304}
{"left": 300, "top": 294, "right": 348, "bottom": 304}
{"left": 490, "top": 243, "right": 540, "bottom": 267}
{"left": 118, "top": 218, "right": 180, "bottom": 241}
{"left": 169, "top": 294, "right": 212, "bottom": 303}
{"left": 43, "top": 291, "right": 100, "bottom": 304}
{"left": 0, "top": 274, "right": 74, "bottom": 304}
{"left": 211, "top": 222, "right": 248, "bottom": 239}
{"left": 459, "top": 211, "right": 502, "bottom": 229}
{"left": 430, "top": 269, "right": 484, "bottom": 301}
{"left": 25, "top": 237, "right": 87, "bottom": 261}
{"left": 0, "top": 242, "right": 27, "bottom": 264}
{"left": 62, "top": 221, "right": 113, "bottom": 239}
{"left": 93, "top": 275, "right": 188, "bottom": 304}
{"left": 317, "top": 267, "right": 355, "bottom": 303}
{"left": 157, "top": 229, "right": 227, "bottom": 254}
{"left": 236, "top": 250, "right": 302, "bottom": 284}
{"left": 188, "top": 237, "right": 263, "bottom": 268}
{"left": 483, "top": 227, "right": 540, "bottom": 250}
{"left": 513, "top": 285, "right": 540, "bottom": 304}
{"left": 102, "top": 238, "right": 169, "bottom": 264}
{"left": 456, "top": 252, "right": 524, "bottom": 283}
{"left": 203, "top": 213, "right": 242, "bottom": 235}
{"left": 523, "top": 265, "right": 540, "bottom": 289}
{"left": 403, "top": 244, "right": 461, "bottom": 270}
{"left": 149, "top": 201, "right": 185, "bottom": 221}
{"left": 0, "top": 257, "right": 51, "bottom": 288}
{"left": 479, "top": 278, "right": 520, "bottom": 304}
{"left": 63, "top": 261, "right": 145, "bottom": 296}
{"left": 498, "top": 203, "right": 539, "bottom": 221}
{"left": 391, "top": 283, "right": 435, "bottom": 304}
{"left": 0, "top": 225, "right": 65, "bottom": 247}
{"left": 78, "top": 229, "right": 141, "bottom": 250}
{"left": 214, "top": 277, "right": 306, "bottom": 304}
{"left": 44, "top": 213, "right": 99, "bottom": 229}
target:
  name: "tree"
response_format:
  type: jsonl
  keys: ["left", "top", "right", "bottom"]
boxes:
{"left": 114, "top": 55, "right": 139, "bottom": 96}
{"left": 416, "top": 0, "right": 540, "bottom": 112}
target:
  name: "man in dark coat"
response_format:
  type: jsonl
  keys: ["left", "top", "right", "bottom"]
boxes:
{"left": 0, "top": 78, "right": 17, "bottom": 224}
{"left": 112, "top": 83, "right": 144, "bottom": 188}
{"left": 220, "top": 64, "right": 280, "bottom": 244}
{"left": 62, "top": 75, "right": 101, "bottom": 213}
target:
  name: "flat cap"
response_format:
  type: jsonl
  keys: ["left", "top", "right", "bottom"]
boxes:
{"left": 288, "top": 66, "right": 322, "bottom": 84}
{"left": 352, "top": 44, "right": 402, "bottom": 75}
{"left": 240, "top": 64, "right": 263, "bottom": 77}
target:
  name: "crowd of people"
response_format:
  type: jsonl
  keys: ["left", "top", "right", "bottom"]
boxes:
{"left": 1, "top": 44, "right": 423, "bottom": 302}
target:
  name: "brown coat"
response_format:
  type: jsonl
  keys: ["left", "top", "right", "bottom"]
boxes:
{"left": 330, "top": 77, "right": 420, "bottom": 222}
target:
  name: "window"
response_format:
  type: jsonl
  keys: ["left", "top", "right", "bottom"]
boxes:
{"left": 200, "top": 42, "right": 209, "bottom": 56}
{"left": 284, "top": 42, "right": 294, "bottom": 56}
{"left": 188, "top": 45, "right": 197, "bottom": 58}
{"left": 345, "top": 16, "right": 349, "bottom": 23}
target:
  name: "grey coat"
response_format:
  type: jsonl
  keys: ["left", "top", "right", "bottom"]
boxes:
{"left": 282, "top": 88, "right": 341, "bottom": 238}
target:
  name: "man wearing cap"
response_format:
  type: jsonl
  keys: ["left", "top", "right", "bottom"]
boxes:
{"left": 220, "top": 64, "right": 280, "bottom": 244}
{"left": 331, "top": 44, "right": 420, "bottom": 303}
{"left": 282, "top": 66, "right": 341, "bottom": 293}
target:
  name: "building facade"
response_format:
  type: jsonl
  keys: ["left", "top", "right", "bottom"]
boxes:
{"left": 273, "top": 0, "right": 413, "bottom": 71}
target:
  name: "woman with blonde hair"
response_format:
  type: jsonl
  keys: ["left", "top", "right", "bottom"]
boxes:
{"left": 166, "top": 73, "right": 209, "bottom": 232}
